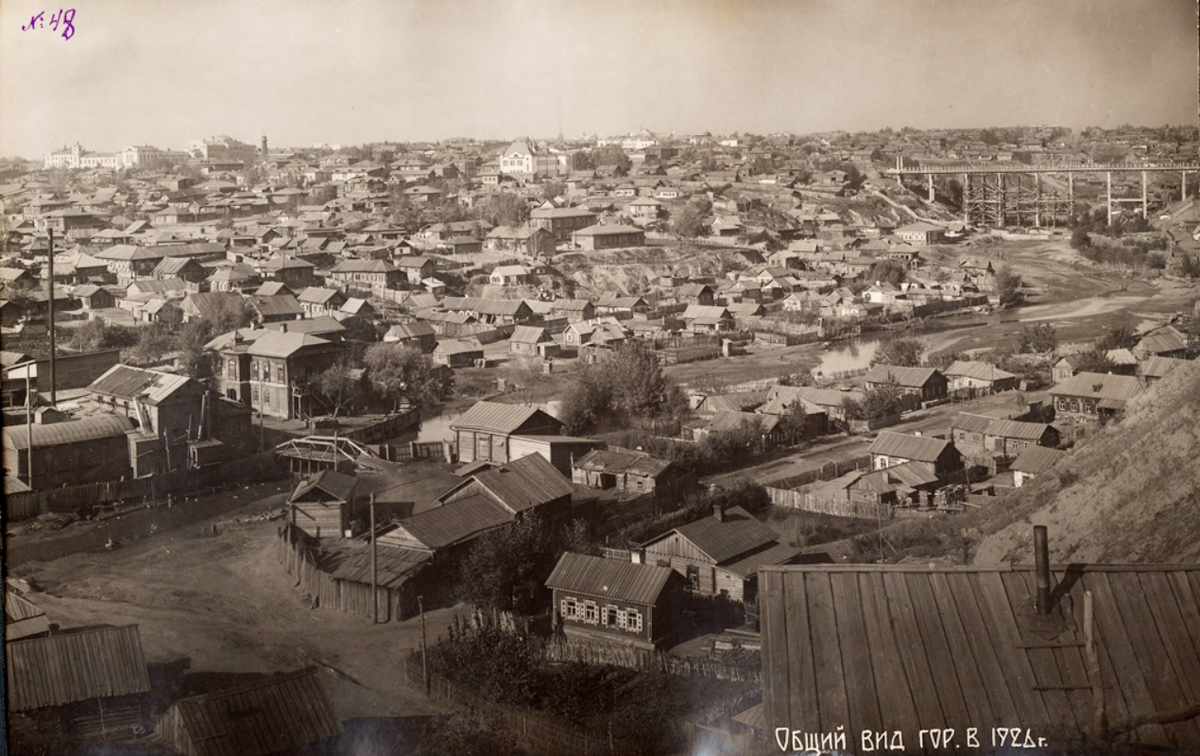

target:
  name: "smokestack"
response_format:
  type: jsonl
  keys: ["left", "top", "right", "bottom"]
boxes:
{"left": 713, "top": 504, "right": 726, "bottom": 523}
{"left": 1034, "top": 525, "right": 1052, "bottom": 615}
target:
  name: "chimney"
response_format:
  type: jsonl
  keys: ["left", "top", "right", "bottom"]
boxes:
{"left": 280, "top": 322, "right": 288, "bottom": 333}
{"left": 1034, "top": 525, "right": 1052, "bottom": 615}
{"left": 631, "top": 548, "right": 646, "bottom": 564}
{"left": 713, "top": 504, "right": 726, "bottom": 522}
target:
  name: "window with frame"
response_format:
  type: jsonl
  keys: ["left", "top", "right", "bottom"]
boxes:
{"left": 626, "top": 608, "right": 643, "bottom": 633}
{"left": 251, "top": 386, "right": 259, "bottom": 403}
{"left": 602, "top": 605, "right": 619, "bottom": 627}
{"left": 686, "top": 564, "right": 700, "bottom": 591}
{"left": 583, "top": 601, "right": 599, "bottom": 624}
{"left": 560, "top": 597, "right": 578, "bottom": 621}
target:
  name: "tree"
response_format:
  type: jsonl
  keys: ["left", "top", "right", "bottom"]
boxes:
{"left": 670, "top": 203, "right": 706, "bottom": 238}
{"left": 776, "top": 400, "right": 809, "bottom": 443}
{"left": 311, "top": 358, "right": 362, "bottom": 418}
{"left": 540, "top": 181, "right": 566, "bottom": 201}
{"left": 1096, "top": 326, "right": 1137, "bottom": 351}
{"left": 995, "top": 265, "right": 1024, "bottom": 307}
{"left": 176, "top": 319, "right": 216, "bottom": 380}
{"left": 872, "top": 337, "right": 924, "bottom": 367}
{"left": 865, "top": 260, "right": 907, "bottom": 286}
{"left": 363, "top": 343, "right": 445, "bottom": 411}
{"left": 208, "top": 297, "right": 255, "bottom": 333}
{"left": 68, "top": 320, "right": 139, "bottom": 353}
{"left": 558, "top": 341, "right": 685, "bottom": 434}
{"left": 1018, "top": 324, "right": 1058, "bottom": 355}
{"left": 1073, "top": 349, "right": 1117, "bottom": 374}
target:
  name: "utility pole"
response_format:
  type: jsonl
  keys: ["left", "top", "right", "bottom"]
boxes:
{"left": 370, "top": 494, "right": 378, "bottom": 624}
{"left": 418, "top": 594, "right": 429, "bottom": 696}
{"left": 25, "top": 382, "right": 34, "bottom": 487}
{"left": 47, "top": 228, "right": 57, "bottom": 405}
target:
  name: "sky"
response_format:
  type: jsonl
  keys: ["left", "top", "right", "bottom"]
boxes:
{"left": 0, "top": 0, "right": 1195, "bottom": 157}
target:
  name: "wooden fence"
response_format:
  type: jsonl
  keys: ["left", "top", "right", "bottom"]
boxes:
{"left": 276, "top": 527, "right": 418, "bottom": 622}
{"left": 761, "top": 455, "right": 871, "bottom": 490}
{"left": 402, "top": 657, "right": 621, "bottom": 756}
{"left": 539, "top": 638, "right": 761, "bottom": 684}
{"left": 339, "top": 409, "right": 420, "bottom": 444}
{"left": 6, "top": 450, "right": 282, "bottom": 523}
{"left": 766, "top": 485, "right": 893, "bottom": 521}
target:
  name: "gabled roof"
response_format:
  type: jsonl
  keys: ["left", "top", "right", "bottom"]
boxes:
{"left": 760, "top": 563, "right": 1200, "bottom": 748}
{"left": 510, "top": 325, "right": 550, "bottom": 344}
{"left": 157, "top": 667, "right": 341, "bottom": 756}
{"left": 88, "top": 364, "right": 203, "bottom": 405}
{"left": 7, "top": 625, "right": 151, "bottom": 712}
{"left": 1140, "top": 355, "right": 1189, "bottom": 379}
{"left": 3, "top": 414, "right": 135, "bottom": 450}
{"left": 705, "top": 409, "right": 780, "bottom": 434}
{"left": 1049, "top": 372, "right": 1143, "bottom": 402}
{"left": 863, "top": 365, "right": 944, "bottom": 388}
{"left": 868, "top": 431, "right": 954, "bottom": 463}
{"left": 289, "top": 469, "right": 358, "bottom": 503}
{"left": 249, "top": 294, "right": 304, "bottom": 318}
{"left": 944, "top": 360, "right": 1017, "bottom": 382}
{"left": 386, "top": 321, "right": 436, "bottom": 339}
{"left": 759, "top": 385, "right": 863, "bottom": 414}
{"left": 459, "top": 452, "right": 575, "bottom": 514}
{"left": 450, "top": 400, "right": 563, "bottom": 435}
{"left": 5, "top": 590, "right": 51, "bottom": 641}
{"left": 384, "top": 493, "right": 513, "bottom": 550}
{"left": 1135, "top": 327, "right": 1187, "bottom": 355}
{"left": 1010, "top": 445, "right": 1067, "bottom": 475}
{"left": 573, "top": 448, "right": 672, "bottom": 478}
{"left": 647, "top": 505, "right": 780, "bottom": 565}
{"left": 546, "top": 552, "right": 675, "bottom": 605}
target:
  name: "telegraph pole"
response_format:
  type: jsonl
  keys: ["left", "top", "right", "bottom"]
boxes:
{"left": 47, "top": 228, "right": 57, "bottom": 405}
{"left": 25, "top": 382, "right": 34, "bottom": 487}
{"left": 370, "top": 494, "right": 378, "bottom": 624}
{"left": 418, "top": 594, "right": 429, "bottom": 695}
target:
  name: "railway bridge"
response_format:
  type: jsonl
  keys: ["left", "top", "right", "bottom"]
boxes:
{"left": 883, "top": 160, "right": 1200, "bottom": 227}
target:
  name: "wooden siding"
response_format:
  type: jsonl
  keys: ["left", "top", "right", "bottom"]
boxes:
{"left": 761, "top": 565, "right": 1200, "bottom": 750}
{"left": 7, "top": 625, "right": 151, "bottom": 712}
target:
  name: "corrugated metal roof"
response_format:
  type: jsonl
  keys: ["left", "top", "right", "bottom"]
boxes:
{"left": 950, "top": 412, "right": 994, "bottom": 434}
{"left": 1140, "top": 356, "right": 1188, "bottom": 379}
{"left": 651, "top": 506, "right": 780, "bottom": 565}
{"left": 471, "top": 452, "right": 575, "bottom": 513}
{"left": 158, "top": 667, "right": 341, "bottom": 756}
{"left": 7, "top": 625, "right": 151, "bottom": 712}
{"left": 1010, "top": 445, "right": 1067, "bottom": 475}
{"left": 88, "top": 364, "right": 200, "bottom": 404}
{"left": 5, "top": 591, "right": 51, "bottom": 642}
{"left": 864, "top": 365, "right": 944, "bottom": 388}
{"left": 545, "top": 552, "right": 674, "bottom": 605}
{"left": 387, "top": 494, "right": 513, "bottom": 550}
{"left": 3, "top": 414, "right": 135, "bottom": 450}
{"left": 984, "top": 418, "right": 1052, "bottom": 441}
{"left": 868, "top": 431, "right": 953, "bottom": 464}
{"left": 1135, "top": 328, "right": 1187, "bottom": 355}
{"left": 450, "top": 401, "right": 563, "bottom": 434}
{"left": 1050, "top": 372, "right": 1144, "bottom": 403}
{"left": 510, "top": 325, "right": 549, "bottom": 344}
{"left": 761, "top": 564, "right": 1200, "bottom": 748}
{"left": 386, "top": 322, "right": 436, "bottom": 339}
{"left": 249, "top": 294, "right": 304, "bottom": 317}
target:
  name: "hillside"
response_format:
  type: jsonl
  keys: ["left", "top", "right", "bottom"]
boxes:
{"left": 973, "top": 359, "right": 1200, "bottom": 564}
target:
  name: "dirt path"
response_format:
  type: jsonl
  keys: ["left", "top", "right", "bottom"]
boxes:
{"left": 15, "top": 519, "right": 457, "bottom": 723}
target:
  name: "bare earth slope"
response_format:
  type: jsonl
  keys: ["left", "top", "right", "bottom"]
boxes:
{"left": 973, "top": 359, "right": 1200, "bottom": 565}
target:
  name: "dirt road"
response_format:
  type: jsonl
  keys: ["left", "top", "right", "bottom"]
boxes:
{"left": 14, "top": 517, "right": 457, "bottom": 724}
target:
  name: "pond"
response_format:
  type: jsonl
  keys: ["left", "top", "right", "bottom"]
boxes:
{"left": 813, "top": 339, "right": 880, "bottom": 378}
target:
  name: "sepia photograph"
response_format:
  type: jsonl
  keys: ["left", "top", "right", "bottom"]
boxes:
{"left": 1, "top": 1, "right": 1198, "bottom": 754}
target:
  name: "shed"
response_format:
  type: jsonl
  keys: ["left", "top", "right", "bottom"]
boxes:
{"left": 154, "top": 667, "right": 342, "bottom": 756}
{"left": 287, "top": 469, "right": 365, "bottom": 539}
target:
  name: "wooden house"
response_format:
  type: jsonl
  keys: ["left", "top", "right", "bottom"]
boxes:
{"left": 944, "top": 360, "right": 1019, "bottom": 393}
{"left": 868, "top": 431, "right": 964, "bottom": 479}
{"left": 759, "top": 559, "right": 1200, "bottom": 752}
{"left": 432, "top": 337, "right": 484, "bottom": 368}
{"left": 950, "top": 413, "right": 1059, "bottom": 461}
{"left": 507, "top": 434, "right": 605, "bottom": 477}
{"left": 640, "top": 505, "right": 801, "bottom": 603}
{"left": 572, "top": 448, "right": 698, "bottom": 509}
{"left": 509, "top": 325, "right": 555, "bottom": 357}
{"left": 2, "top": 414, "right": 134, "bottom": 490}
{"left": 546, "top": 552, "right": 685, "bottom": 651}
{"left": 451, "top": 401, "right": 563, "bottom": 465}
{"left": 155, "top": 667, "right": 341, "bottom": 756}
{"left": 863, "top": 365, "right": 949, "bottom": 405}
{"left": 383, "top": 322, "right": 437, "bottom": 353}
{"left": 433, "top": 452, "right": 575, "bottom": 521}
{"left": 1049, "top": 372, "right": 1144, "bottom": 425}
